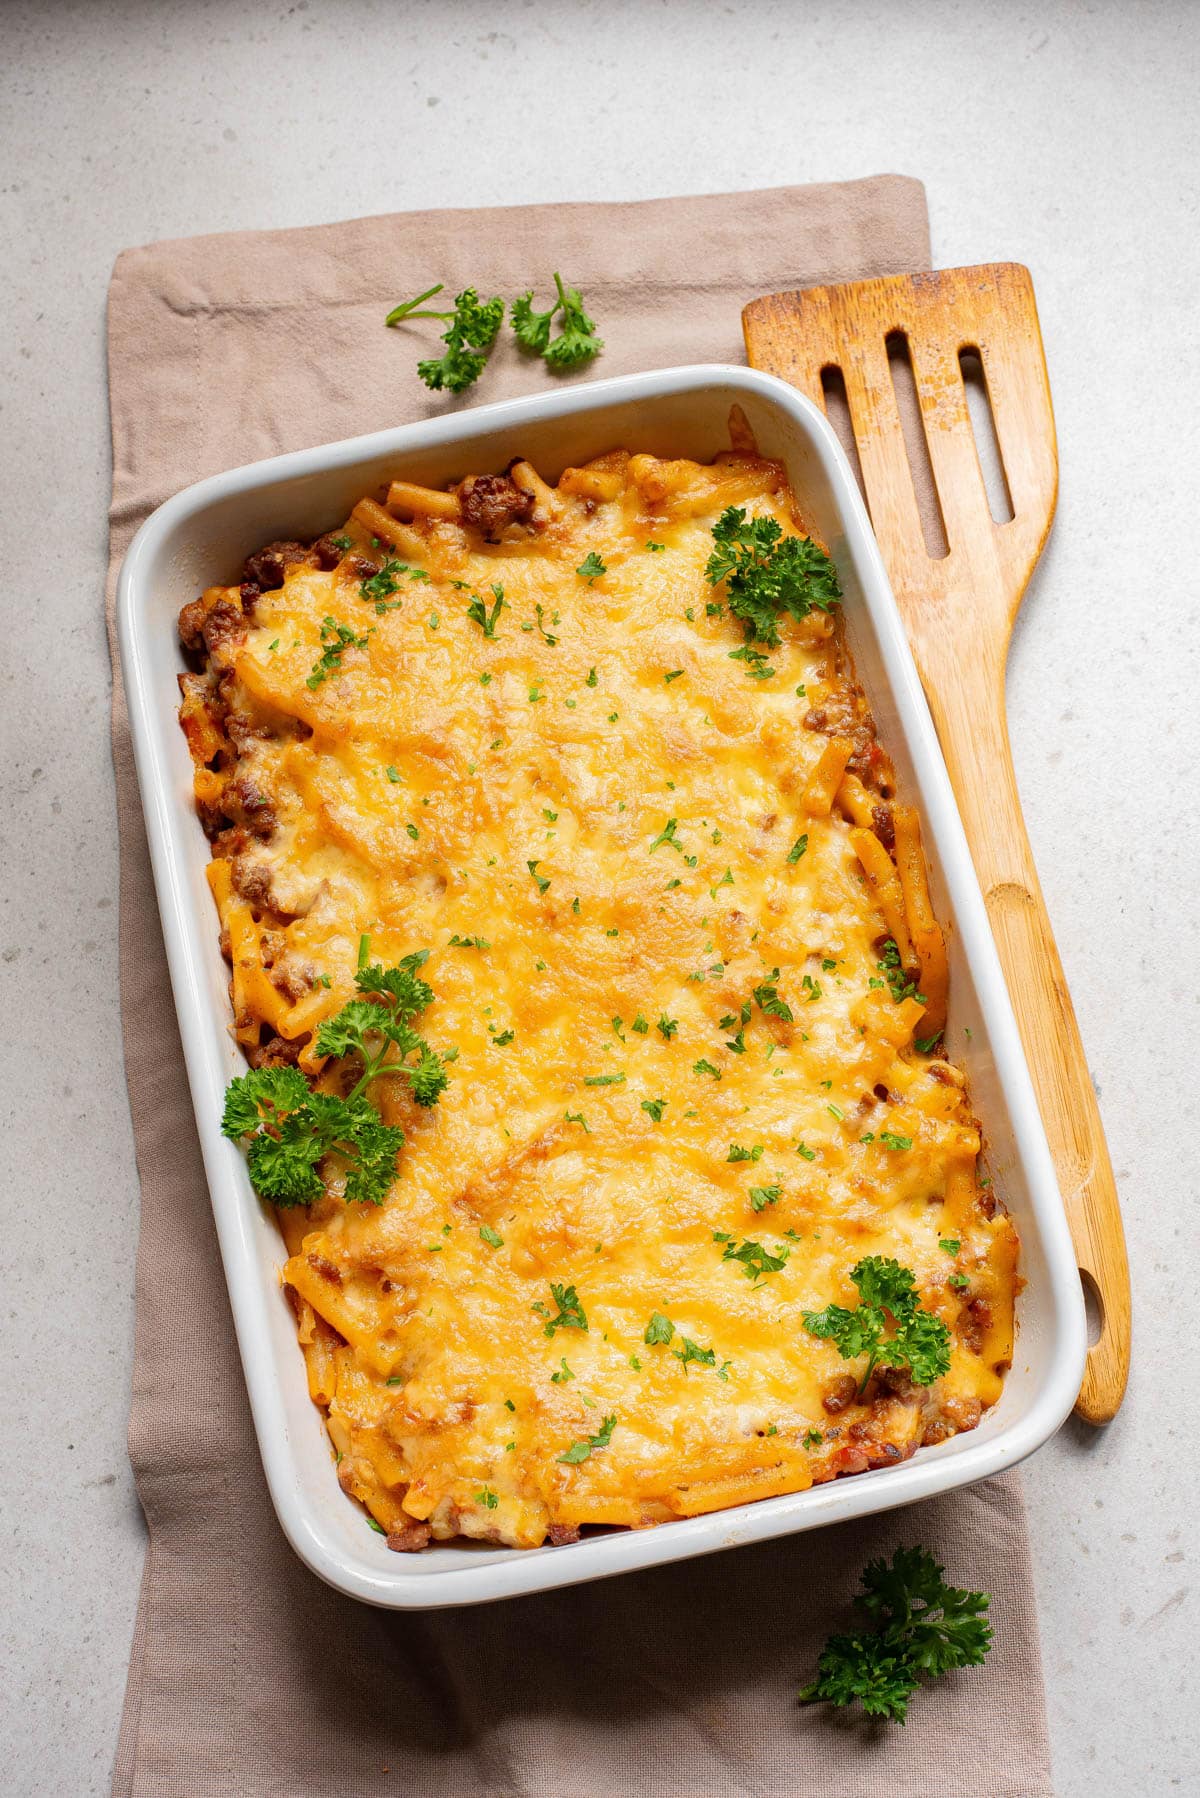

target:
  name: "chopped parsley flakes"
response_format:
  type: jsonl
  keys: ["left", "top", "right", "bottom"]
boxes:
{"left": 557, "top": 1413, "right": 616, "bottom": 1464}
{"left": 535, "top": 1281, "right": 588, "bottom": 1338}
{"left": 306, "top": 616, "right": 371, "bottom": 690}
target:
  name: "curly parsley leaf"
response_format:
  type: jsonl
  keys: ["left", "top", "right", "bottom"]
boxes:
{"left": 803, "top": 1257, "right": 951, "bottom": 1390}
{"left": 225, "top": 1076, "right": 403, "bottom": 1209}
{"left": 704, "top": 506, "right": 842, "bottom": 646}
{"left": 410, "top": 287, "right": 504, "bottom": 393}
{"left": 577, "top": 551, "right": 607, "bottom": 584}
{"left": 511, "top": 289, "right": 559, "bottom": 354}
{"left": 353, "top": 949, "right": 433, "bottom": 1017}
{"left": 239, "top": 1099, "right": 329, "bottom": 1205}
{"left": 314, "top": 968, "right": 449, "bottom": 1109}
{"left": 337, "top": 1104, "right": 409, "bottom": 1205}
{"left": 799, "top": 1546, "right": 992, "bottom": 1723}
{"left": 511, "top": 274, "right": 603, "bottom": 369}
{"left": 221, "top": 1064, "right": 310, "bottom": 1141}
{"left": 407, "top": 1043, "right": 454, "bottom": 1106}
{"left": 545, "top": 274, "right": 603, "bottom": 368}
{"left": 221, "top": 951, "right": 452, "bottom": 1208}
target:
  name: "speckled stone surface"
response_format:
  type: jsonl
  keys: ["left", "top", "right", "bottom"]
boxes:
{"left": 2, "top": 3, "right": 1196, "bottom": 1793}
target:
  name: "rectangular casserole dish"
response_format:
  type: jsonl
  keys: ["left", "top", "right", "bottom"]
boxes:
{"left": 116, "top": 364, "right": 1087, "bottom": 1608}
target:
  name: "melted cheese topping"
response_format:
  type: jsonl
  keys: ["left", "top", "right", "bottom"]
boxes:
{"left": 183, "top": 449, "right": 1018, "bottom": 1550}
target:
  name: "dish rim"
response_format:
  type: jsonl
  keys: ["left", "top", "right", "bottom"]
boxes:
{"left": 116, "top": 363, "right": 1088, "bottom": 1608}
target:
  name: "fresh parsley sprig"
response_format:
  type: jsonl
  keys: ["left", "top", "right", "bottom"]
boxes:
{"left": 388, "top": 276, "right": 601, "bottom": 390}
{"left": 221, "top": 951, "right": 448, "bottom": 1207}
{"left": 803, "top": 1257, "right": 951, "bottom": 1391}
{"left": 512, "top": 273, "right": 604, "bottom": 369}
{"left": 316, "top": 952, "right": 449, "bottom": 1107}
{"left": 221, "top": 1066, "right": 400, "bottom": 1207}
{"left": 704, "top": 506, "right": 841, "bottom": 646}
{"left": 799, "top": 1546, "right": 992, "bottom": 1723}
{"left": 385, "top": 285, "right": 505, "bottom": 393}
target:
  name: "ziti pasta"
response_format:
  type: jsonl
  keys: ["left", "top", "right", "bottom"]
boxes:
{"left": 176, "top": 436, "right": 1018, "bottom": 1551}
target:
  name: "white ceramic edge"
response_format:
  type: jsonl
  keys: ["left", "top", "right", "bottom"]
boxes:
{"left": 116, "top": 364, "right": 1088, "bottom": 1609}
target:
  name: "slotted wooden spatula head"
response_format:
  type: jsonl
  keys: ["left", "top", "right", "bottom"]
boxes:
{"left": 744, "top": 264, "right": 1130, "bottom": 1424}
{"left": 744, "top": 264, "right": 1057, "bottom": 671}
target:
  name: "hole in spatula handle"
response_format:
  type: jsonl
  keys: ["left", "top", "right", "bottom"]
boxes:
{"left": 819, "top": 365, "right": 867, "bottom": 501}
{"left": 959, "top": 348, "right": 1015, "bottom": 524}
{"left": 885, "top": 332, "right": 950, "bottom": 560}
{"left": 1079, "top": 1266, "right": 1105, "bottom": 1349}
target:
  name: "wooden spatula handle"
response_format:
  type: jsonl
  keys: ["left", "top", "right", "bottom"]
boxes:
{"left": 926, "top": 643, "right": 1129, "bottom": 1423}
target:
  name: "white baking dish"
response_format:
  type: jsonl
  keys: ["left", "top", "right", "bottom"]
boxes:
{"left": 117, "top": 365, "right": 1087, "bottom": 1608}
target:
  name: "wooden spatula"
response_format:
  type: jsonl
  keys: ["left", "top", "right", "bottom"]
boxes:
{"left": 744, "top": 263, "right": 1129, "bottom": 1423}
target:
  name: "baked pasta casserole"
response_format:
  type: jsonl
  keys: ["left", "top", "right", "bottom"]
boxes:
{"left": 177, "top": 425, "right": 1019, "bottom": 1552}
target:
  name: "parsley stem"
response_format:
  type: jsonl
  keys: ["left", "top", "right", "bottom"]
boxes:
{"left": 349, "top": 1056, "right": 400, "bottom": 1104}
{"left": 385, "top": 284, "right": 453, "bottom": 325}
{"left": 857, "top": 1349, "right": 880, "bottom": 1397}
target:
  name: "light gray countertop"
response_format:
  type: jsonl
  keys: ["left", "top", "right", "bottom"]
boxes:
{"left": 2, "top": 2, "right": 1195, "bottom": 1792}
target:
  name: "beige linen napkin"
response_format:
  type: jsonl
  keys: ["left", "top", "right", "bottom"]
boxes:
{"left": 106, "top": 176, "right": 1054, "bottom": 1798}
